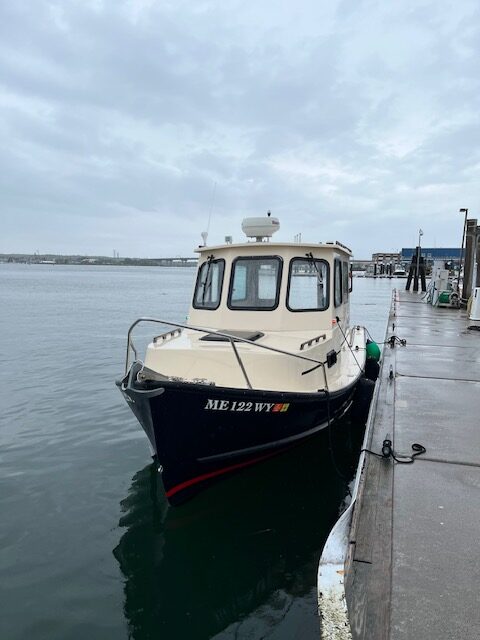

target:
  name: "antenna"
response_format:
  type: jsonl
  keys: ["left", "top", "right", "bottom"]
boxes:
{"left": 200, "top": 182, "right": 217, "bottom": 247}
{"left": 206, "top": 181, "right": 217, "bottom": 235}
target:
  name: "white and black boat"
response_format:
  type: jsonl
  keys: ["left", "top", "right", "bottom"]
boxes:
{"left": 117, "top": 215, "right": 371, "bottom": 504}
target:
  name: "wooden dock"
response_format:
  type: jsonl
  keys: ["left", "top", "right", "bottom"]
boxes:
{"left": 318, "top": 289, "right": 480, "bottom": 639}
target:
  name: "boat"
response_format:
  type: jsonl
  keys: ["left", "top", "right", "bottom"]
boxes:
{"left": 393, "top": 266, "right": 407, "bottom": 278}
{"left": 117, "top": 215, "right": 371, "bottom": 504}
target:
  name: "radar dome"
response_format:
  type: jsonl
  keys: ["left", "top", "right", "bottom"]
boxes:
{"left": 241, "top": 214, "right": 280, "bottom": 241}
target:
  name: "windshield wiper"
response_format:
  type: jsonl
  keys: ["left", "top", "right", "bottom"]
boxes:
{"left": 305, "top": 252, "right": 324, "bottom": 286}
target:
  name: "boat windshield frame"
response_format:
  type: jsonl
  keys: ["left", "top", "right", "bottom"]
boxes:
{"left": 227, "top": 255, "right": 283, "bottom": 311}
{"left": 286, "top": 256, "right": 330, "bottom": 312}
{"left": 334, "top": 258, "right": 343, "bottom": 307}
{"left": 192, "top": 257, "right": 225, "bottom": 310}
{"left": 342, "top": 259, "right": 350, "bottom": 299}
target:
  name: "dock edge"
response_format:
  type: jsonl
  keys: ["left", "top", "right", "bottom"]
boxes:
{"left": 317, "top": 312, "right": 390, "bottom": 639}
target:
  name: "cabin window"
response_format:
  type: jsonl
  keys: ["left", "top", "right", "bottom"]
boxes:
{"left": 342, "top": 261, "right": 350, "bottom": 299}
{"left": 228, "top": 256, "right": 282, "bottom": 310}
{"left": 334, "top": 259, "right": 342, "bottom": 307}
{"left": 192, "top": 258, "right": 225, "bottom": 310}
{"left": 287, "top": 258, "right": 329, "bottom": 311}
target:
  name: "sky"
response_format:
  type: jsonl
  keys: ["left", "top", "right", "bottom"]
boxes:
{"left": 1, "top": 0, "right": 479, "bottom": 258}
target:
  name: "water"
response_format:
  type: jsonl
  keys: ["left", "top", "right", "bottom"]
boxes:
{"left": 0, "top": 265, "right": 396, "bottom": 640}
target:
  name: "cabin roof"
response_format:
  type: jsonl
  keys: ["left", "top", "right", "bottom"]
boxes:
{"left": 195, "top": 241, "right": 352, "bottom": 257}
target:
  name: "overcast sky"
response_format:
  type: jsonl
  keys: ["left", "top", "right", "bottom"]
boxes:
{"left": 1, "top": 0, "right": 479, "bottom": 258}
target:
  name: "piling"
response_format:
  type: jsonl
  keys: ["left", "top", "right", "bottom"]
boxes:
{"left": 405, "top": 248, "right": 426, "bottom": 292}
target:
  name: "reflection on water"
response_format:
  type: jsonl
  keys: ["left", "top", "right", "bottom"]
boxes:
{"left": 114, "top": 418, "right": 365, "bottom": 640}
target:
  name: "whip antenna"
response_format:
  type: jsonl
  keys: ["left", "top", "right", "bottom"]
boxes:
{"left": 207, "top": 181, "right": 217, "bottom": 235}
{"left": 201, "top": 182, "right": 217, "bottom": 246}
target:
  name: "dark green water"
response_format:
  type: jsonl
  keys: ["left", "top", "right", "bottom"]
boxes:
{"left": 0, "top": 265, "right": 396, "bottom": 639}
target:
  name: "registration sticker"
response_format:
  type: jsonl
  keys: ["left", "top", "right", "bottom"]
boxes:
{"left": 204, "top": 399, "right": 289, "bottom": 413}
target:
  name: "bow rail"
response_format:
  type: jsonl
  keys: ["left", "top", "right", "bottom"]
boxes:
{"left": 125, "top": 317, "right": 330, "bottom": 391}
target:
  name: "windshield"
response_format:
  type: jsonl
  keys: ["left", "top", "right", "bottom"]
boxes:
{"left": 287, "top": 257, "right": 329, "bottom": 311}
{"left": 193, "top": 258, "right": 225, "bottom": 310}
{"left": 228, "top": 257, "right": 282, "bottom": 310}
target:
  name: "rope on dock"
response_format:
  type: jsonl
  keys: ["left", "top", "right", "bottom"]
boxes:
{"left": 361, "top": 440, "right": 426, "bottom": 464}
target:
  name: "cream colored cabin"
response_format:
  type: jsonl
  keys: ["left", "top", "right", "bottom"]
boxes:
{"left": 189, "top": 241, "right": 351, "bottom": 332}
{"left": 144, "top": 238, "right": 364, "bottom": 393}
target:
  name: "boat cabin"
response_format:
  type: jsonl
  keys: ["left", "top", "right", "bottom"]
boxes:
{"left": 189, "top": 220, "right": 352, "bottom": 333}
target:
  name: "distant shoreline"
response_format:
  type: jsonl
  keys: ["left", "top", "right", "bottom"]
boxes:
{"left": 0, "top": 254, "right": 198, "bottom": 267}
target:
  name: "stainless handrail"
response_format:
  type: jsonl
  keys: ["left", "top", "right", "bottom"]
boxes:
{"left": 229, "top": 337, "right": 253, "bottom": 389}
{"left": 125, "top": 317, "right": 330, "bottom": 391}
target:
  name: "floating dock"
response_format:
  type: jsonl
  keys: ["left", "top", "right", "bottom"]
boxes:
{"left": 319, "top": 289, "right": 480, "bottom": 639}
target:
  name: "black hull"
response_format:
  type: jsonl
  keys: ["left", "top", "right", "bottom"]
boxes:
{"left": 118, "top": 363, "right": 359, "bottom": 505}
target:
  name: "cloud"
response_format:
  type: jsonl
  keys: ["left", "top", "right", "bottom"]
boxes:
{"left": 1, "top": 0, "right": 480, "bottom": 257}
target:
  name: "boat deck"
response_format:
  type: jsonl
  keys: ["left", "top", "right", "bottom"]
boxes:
{"left": 320, "top": 289, "right": 480, "bottom": 639}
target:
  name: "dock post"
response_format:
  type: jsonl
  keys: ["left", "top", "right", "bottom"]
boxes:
{"left": 463, "top": 219, "right": 478, "bottom": 301}
{"left": 406, "top": 248, "right": 419, "bottom": 291}
{"left": 413, "top": 246, "right": 419, "bottom": 291}
{"left": 405, "top": 256, "right": 414, "bottom": 290}
{"left": 419, "top": 256, "right": 427, "bottom": 291}
{"left": 406, "top": 248, "right": 426, "bottom": 292}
